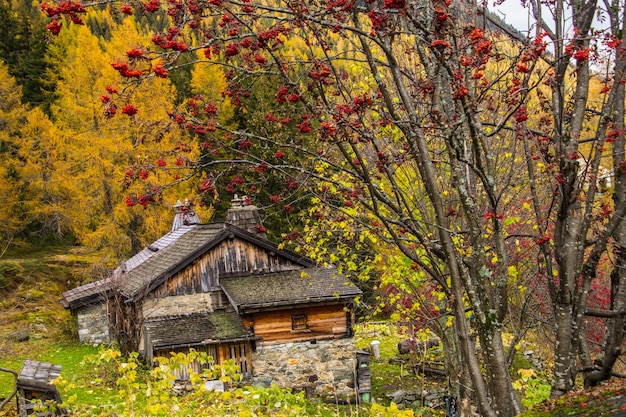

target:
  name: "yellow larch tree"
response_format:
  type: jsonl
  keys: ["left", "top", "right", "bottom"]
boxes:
{"left": 46, "top": 15, "right": 211, "bottom": 260}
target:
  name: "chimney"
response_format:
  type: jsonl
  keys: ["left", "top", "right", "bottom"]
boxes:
{"left": 226, "top": 195, "right": 267, "bottom": 238}
{"left": 171, "top": 199, "right": 200, "bottom": 231}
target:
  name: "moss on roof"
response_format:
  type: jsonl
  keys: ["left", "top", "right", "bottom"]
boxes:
{"left": 221, "top": 267, "right": 362, "bottom": 311}
{"left": 145, "top": 310, "right": 253, "bottom": 349}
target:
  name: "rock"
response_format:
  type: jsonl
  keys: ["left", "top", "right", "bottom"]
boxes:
{"left": 11, "top": 331, "right": 30, "bottom": 342}
{"left": 388, "top": 389, "right": 405, "bottom": 404}
{"left": 204, "top": 380, "right": 225, "bottom": 392}
{"left": 252, "top": 377, "right": 273, "bottom": 387}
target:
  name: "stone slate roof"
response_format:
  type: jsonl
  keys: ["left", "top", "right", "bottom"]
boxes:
{"left": 17, "top": 360, "right": 63, "bottom": 401}
{"left": 61, "top": 226, "right": 195, "bottom": 308}
{"left": 63, "top": 222, "right": 315, "bottom": 308}
{"left": 220, "top": 267, "right": 362, "bottom": 312}
{"left": 118, "top": 223, "right": 227, "bottom": 299}
{"left": 60, "top": 277, "right": 114, "bottom": 309}
{"left": 118, "top": 223, "right": 314, "bottom": 301}
{"left": 145, "top": 310, "right": 255, "bottom": 349}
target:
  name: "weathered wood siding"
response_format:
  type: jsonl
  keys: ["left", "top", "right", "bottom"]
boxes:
{"left": 149, "top": 237, "right": 301, "bottom": 299}
{"left": 154, "top": 342, "right": 253, "bottom": 379}
{"left": 245, "top": 304, "right": 349, "bottom": 345}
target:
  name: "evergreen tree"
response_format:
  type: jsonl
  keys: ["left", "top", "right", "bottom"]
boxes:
{"left": 0, "top": 0, "right": 56, "bottom": 112}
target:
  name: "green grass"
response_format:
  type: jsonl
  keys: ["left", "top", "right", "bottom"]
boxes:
{"left": 353, "top": 322, "right": 441, "bottom": 413}
{"left": 1, "top": 323, "right": 420, "bottom": 416}
{"left": 0, "top": 244, "right": 109, "bottom": 415}
{"left": 0, "top": 340, "right": 101, "bottom": 402}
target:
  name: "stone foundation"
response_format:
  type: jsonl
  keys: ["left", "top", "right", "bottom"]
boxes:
{"left": 77, "top": 303, "right": 110, "bottom": 345}
{"left": 250, "top": 338, "right": 357, "bottom": 398}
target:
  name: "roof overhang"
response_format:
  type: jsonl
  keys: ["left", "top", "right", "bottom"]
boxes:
{"left": 126, "top": 224, "right": 316, "bottom": 302}
{"left": 227, "top": 295, "right": 358, "bottom": 314}
{"left": 152, "top": 335, "right": 262, "bottom": 352}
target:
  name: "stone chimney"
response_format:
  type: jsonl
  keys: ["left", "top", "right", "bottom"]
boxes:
{"left": 226, "top": 195, "right": 267, "bottom": 239}
{"left": 171, "top": 199, "right": 200, "bottom": 231}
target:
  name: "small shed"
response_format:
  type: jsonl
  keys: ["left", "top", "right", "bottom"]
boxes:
{"left": 17, "top": 360, "right": 63, "bottom": 416}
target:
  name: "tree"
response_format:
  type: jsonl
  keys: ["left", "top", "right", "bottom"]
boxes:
{"left": 44, "top": 0, "right": 625, "bottom": 415}
{"left": 522, "top": 0, "right": 626, "bottom": 395}
{"left": 0, "top": 58, "right": 79, "bottom": 242}
{"left": 0, "top": 59, "right": 31, "bottom": 243}
{"left": 0, "top": 0, "right": 55, "bottom": 111}
{"left": 43, "top": 15, "right": 214, "bottom": 258}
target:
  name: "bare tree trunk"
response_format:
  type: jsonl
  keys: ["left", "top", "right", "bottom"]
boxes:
{"left": 108, "top": 294, "right": 143, "bottom": 356}
{"left": 541, "top": 0, "right": 603, "bottom": 396}
{"left": 441, "top": 323, "right": 473, "bottom": 417}
{"left": 585, "top": 48, "right": 626, "bottom": 385}
{"left": 552, "top": 300, "right": 576, "bottom": 396}
{"left": 477, "top": 327, "right": 522, "bottom": 415}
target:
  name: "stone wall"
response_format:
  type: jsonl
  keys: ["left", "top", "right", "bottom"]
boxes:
{"left": 251, "top": 338, "right": 357, "bottom": 399}
{"left": 77, "top": 303, "right": 110, "bottom": 345}
{"left": 143, "top": 293, "right": 215, "bottom": 319}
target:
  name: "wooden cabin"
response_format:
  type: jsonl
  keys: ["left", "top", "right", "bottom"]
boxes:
{"left": 61, "top": 197, "right": 362, "bottom": 396}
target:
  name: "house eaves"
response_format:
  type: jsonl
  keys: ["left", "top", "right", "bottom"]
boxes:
{"left": 124, "top": 223, "right": 316, "bottom": 302}
{"left": 220, "top": 267, "right": 362, "bottom": 314}
{"left": 61, "top": 225, "right": 196, "bottom": 310}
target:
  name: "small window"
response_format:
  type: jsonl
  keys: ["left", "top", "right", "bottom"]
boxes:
{"left": 291, "top": 313, "right": 309, "bottom": 332}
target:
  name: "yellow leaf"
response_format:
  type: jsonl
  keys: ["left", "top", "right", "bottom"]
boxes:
{"left": 518, "top": 368, "right": 535, "bottom": 380}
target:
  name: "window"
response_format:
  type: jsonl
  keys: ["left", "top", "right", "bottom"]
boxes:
{"left": 291, "top": 313, "right": 309, "bottom": 332}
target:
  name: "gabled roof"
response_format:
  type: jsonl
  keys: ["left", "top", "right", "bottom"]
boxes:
{"left": 119, "top": 223, "right": 315, "bottom": 301}
{"left": 144, "top": 310, "right": 257, "bottom": 350}
{"left": 61, "top": 226, "right": 195, "bottom": 309}
{"left": 60, "top": 277, "right": 114, "bottom": 309}
{"left": 62, "top": 223, "right": 316, "bottom": 308}
{"left": 17, "top": 360, "right": 63, "bottom": 401}
{"left": 220, "top": 267, "right": 362, "bottom": 313}
{"left": 118, "top": 223, "right": 226, "bottom": 299}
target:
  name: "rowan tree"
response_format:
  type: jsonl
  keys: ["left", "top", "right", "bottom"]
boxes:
{"left": 520, "top": 0, "right": 626, "bottom": 395}
{"left": 42, "top": 0, "right": 626, "bottom": 415}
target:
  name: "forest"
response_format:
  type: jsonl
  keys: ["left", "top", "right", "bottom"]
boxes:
{"left": 0, "top": 0, "right": 625, "bottom": 415}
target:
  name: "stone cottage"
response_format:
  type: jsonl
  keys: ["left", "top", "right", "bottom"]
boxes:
{"left": 61, "top": 197, "right": 362, "bottom": 397}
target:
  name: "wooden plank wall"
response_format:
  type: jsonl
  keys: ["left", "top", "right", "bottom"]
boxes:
{"left": 218, "top": 342, "right": 252, "bottom": 377}
{"left": 245, "top": 304, "right": 349, "bottom": 344}
{"left": 150, "top": 237, "right": 301, "bottom": 299}
{"left": 154, "top": 343, "right": 252, "bottom": 379}
{"left": 155, "top": 345, "right": 217, "bottom": 380}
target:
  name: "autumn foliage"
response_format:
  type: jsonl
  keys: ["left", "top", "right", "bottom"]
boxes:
{"left": 12, "top": 0, "right": 626, "bottom": 414}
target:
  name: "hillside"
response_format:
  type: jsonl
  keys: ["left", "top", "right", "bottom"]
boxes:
{"left": 0, "top": 244, "right": 99, "bottom": 354}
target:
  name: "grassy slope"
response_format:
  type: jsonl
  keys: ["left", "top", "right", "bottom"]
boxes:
{"left": 0, "top": 244, "right": 102, "bottom": 401}
{"left": 516, "top": 379, "right": 626, "bottom": 417}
